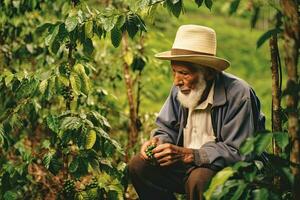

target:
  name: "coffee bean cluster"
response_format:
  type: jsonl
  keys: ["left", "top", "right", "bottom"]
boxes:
{"left": 61, "top": 86, "right": 74, "bottom": 101}
{"left": 145, "top": 144, "right": 156, "bottom": 159}
{"left": 85, "top": 177, "right": 98, "bottom": 190}
{"left": 62, "top": 179, "right": 75, "bottom": 195}
{"left": 145, "top": 144, "right": 158, "bottom": 165}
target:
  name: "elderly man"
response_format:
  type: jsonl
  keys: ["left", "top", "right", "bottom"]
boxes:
{"left": 128, "top": 25, "right": 265, "bottom": 200}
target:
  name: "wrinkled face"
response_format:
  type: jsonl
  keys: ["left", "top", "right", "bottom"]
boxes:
{"left": 171, "top": 61, "right": 201, "bottom": 95}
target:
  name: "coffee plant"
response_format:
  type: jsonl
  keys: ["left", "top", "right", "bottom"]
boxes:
{"left": 0, "top": 0, "right": 215, "bottom": 199}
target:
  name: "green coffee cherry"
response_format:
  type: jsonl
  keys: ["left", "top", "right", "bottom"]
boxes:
{"left": 61, "top": 179, "right": 76, "bottom": 198}
{"left": 145, "top": 144, "right": 157, "bottom": 165}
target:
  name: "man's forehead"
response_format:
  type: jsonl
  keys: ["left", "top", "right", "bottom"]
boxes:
{"left": 171, "top": 61, "right": 203, "bottom": 72}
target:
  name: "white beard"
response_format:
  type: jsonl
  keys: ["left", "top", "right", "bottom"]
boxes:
{"left": 177, "top": 73, "right": 207, "bottom": 109}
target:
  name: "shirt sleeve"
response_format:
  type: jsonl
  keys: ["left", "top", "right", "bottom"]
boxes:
{"left": 193, "top": 94, "right": 256, "bottom": 169}
{"left": 151, "top": 86, "right": 180, "bottom": 144}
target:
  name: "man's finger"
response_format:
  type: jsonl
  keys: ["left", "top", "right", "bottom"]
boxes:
{"left": 152, "top": 143, "right": 173, "bottom": 154}
{"left": 159, "top": 157, "right": 180, "bottom": 166}
{"left": 156, "top": 154, "right": 181, "bottom": 164}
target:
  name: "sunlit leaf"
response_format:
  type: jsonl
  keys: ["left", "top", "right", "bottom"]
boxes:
{"left": 204, "top": 167, "right": 235, "bottom": 199}
{"left": 124, "top": 51, "right": 133, "bottom": 65}
{"left": 39, "top": 79, "right": 48, "bottom": 94}
{"left": 70, "top": 72, "right": 81, "bottom": 95}
{"left": 85, "top": 20, "right": 94, "bottom": 39}
{"left": 85, "top": 130, "right": 97, "bottom": 149}
{"left": 65, "top": 16, "right": 78, "bottom": 32}
{"left": 3, "top": 70, "right": 14, "bottom": 86}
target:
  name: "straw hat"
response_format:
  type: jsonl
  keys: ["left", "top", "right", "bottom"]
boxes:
{"left": 155, "top": 25, "right": 230, "bottom": 71}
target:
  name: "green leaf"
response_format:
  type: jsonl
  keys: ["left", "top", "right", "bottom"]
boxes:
{"left": 39, "top": 79, "right": 48, "bottom": 94}
{"left": 131, "top": 56, "right": 146, "bottom": 71}
{"left": 194, "top": 0, "right": 204, "bottom": 7}
{"left": 3, "top": 70, "right": 14, "bottom": 86}
{"left": 43, "top": 150, "right": 55, "bottom": 169}
{"left": 273, "top": 132, "right": 289, "bottom": 150}
{"left": 251, "top": 7, "right": 260, "bottom": 28}
{"left": 85, "top": 130, "right": 97, "bottom": 149}
{"left": 46, "top": 115, "right": 60, "bottom": 134}
{"left": 81, "top": 75, "right": 91, "bottom": 95}
{"left": 16, "top": 78, "right": 39, "bottom": 99}
{"left": 36, "top": 23, "right": 53, "bottom": 34}
{"left": 240, "top": 137, "right": 255, "bottom": 155}
{"left": 116, "top": 15, "right": 126, "bottom": 29}
{"left": 231, "top": 181, "right": 247, "bottom": 200}
{"left": 257, "top": 28, "right": 282, "bottom": 48}
{"left": 83, "top": 38, "right": 94, "bottom": 56}
{"left": 4, "top": 191, "right": 18, "bottom": 200}
{"left": 60, "top": 116, "right": 82, "bottom": 130}
{"left": 102, "top": 16, "right": 118, "bottom": 32}
{"left": 70, "top": 72, "right": 81, "bottom": 95}
{"left": 125, "top": 15, "right": 139, "bottom": 38}
{"left": 204, "top": 0, "right": 213, "bottom": 10}
{"left": 45, "top": 24, "right": 60, "bottom": 46}
{"left": 252, "top": 188, "right": 269, "bottom": 200}
{"left": 254, "top": 133, "right": 272, "bottom": 155}
{"left": 85, "top": 20, "right": 94, "bottom": 39}
{"left": 69, "top": 158, "right": 79, "bottom": 173}
{"left": 233, "top": 161, "right": 252, "bottom": 170}
{"left": 165, "top": 0, "right": 183, "bottom": 18}
{"left": 50, "top": 24, "right": 67, "bottom": 54}
{"left": 111, "top": 27, "right": 122, "bottom": 48}
{"left": 204, "top": 167, "right": 235, "bottom": 199}
{"left": 73, "top": 64, "right": 91, "bottom": 95}
{"left": 74, "top": 63, "right": 86, "bottom": 74}
{"left": 65, "top": 16, "right": 78, "bottom": 32}
{"left": 229, "top": 0, "right": 240, "bottom": 15}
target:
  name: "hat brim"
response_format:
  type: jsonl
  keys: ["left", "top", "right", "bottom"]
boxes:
{"left": 155, "top": 51, "right": 230, "bottom": 71}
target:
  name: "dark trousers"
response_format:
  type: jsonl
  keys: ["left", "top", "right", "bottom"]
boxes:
{"left": 128, "top": 155, "right": 216, "bottom": 200}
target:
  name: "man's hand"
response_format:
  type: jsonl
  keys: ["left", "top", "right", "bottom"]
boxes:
{"left": 140, "top": 137, "right": 160, "bottom": 160}
{"left": 152, "top": 143, "right": 194, "bottom": 166}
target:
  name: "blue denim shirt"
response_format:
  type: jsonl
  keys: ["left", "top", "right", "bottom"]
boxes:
{"left": 152, "top": 72, "right": 265, "bottom": 169}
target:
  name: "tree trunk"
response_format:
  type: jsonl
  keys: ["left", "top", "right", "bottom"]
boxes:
{"left": 270, "top": 35, "right": 282, "bottom": 154}
{"left": 136, "top": 35, "right": 145, "bottom": 127}
{"left": 280, "top": 0, "right": 300, "bottom": 199}
{"left": 269, "top": 35, "right": 282, "bottom": 189}
{"left": 122, "top": 33, "right": 138, "bottom": 154}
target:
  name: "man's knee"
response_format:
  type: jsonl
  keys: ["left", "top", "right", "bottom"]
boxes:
{"left": 128, "top": 154, "right": 149, "bottom": 177}
{"left": 185, "top": 167, "right": 216, "bottom": 193}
